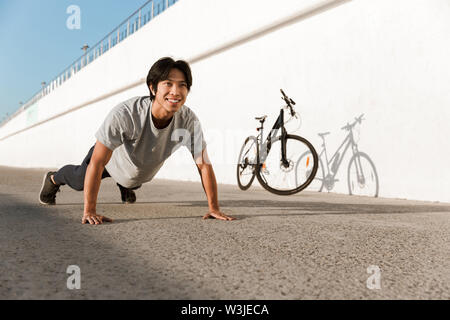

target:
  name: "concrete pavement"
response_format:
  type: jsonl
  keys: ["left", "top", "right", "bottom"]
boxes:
{"left": 0, "top": 166, "right": 449, "bottom": 299}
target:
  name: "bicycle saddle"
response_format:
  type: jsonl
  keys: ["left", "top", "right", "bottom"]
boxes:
{"left": 255, "top": 115, "right": 267, "bottom": 122}
{"left": 318, "top": 132, "right": 331, "bottom": 138}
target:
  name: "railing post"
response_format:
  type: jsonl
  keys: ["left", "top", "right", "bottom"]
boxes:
{"left": 166, "top": 0, "right": 169, "bottom": 9}
{"left": 117, "top": 28, "right": 120, "bottom": 44}
{"left": 139, "top": 9, "right": 142, "bottom": 28}
{"left": 109, "top": 35, "right": 111, "bottom": 50}
{"left": 152, "top": 1, "right": 154, "bottom": 18}
{"left": 127, "top": 19, "right": 130, "bottom": 37}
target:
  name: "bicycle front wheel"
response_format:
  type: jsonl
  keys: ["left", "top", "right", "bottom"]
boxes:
{"left": 347, "top": 152, "right": 379, "bottom": 197}
{"left": 236, "top": 136, "right": 258, "bottom": 190}
{"left": 256, "top": 135, "right": 318, "bottom": 195}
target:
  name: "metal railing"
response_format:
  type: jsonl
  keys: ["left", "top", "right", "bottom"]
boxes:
{"left": 1, "top": 0, "right": 179, "bottom": 128}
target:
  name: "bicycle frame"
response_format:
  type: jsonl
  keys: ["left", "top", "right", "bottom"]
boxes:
{"left": 256, "top": 108, "right": 289, "bottom": 166}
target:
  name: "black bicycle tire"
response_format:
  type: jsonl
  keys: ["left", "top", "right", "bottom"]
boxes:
{"left": 236, "top": 136, "right": 258, "bottom": 191}
{"left": 347, "top": 152, "right": 379, "bottom": 197}
{"left": 256, "top": 135, "right": 319, "bottom": 196}
{"left": 297, "top": 151, "right": 325, "bottom": 192}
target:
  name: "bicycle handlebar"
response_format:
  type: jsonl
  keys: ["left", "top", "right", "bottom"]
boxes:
{"left": 280, "top": 89, "right": 296, "bottom": 117}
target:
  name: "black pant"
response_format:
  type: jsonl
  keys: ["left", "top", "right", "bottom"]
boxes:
{"left": 53, "top": 146, "right": 111, "bottom": 191}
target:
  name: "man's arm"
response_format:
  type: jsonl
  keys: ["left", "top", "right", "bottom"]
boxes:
{"left": 82, "top": 141, "right": 114, "bottom": 225}
{"left": 195, "top": 148, "right": 235, "bottom": 221}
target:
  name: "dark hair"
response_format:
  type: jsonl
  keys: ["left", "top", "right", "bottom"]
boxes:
{"left": 146, "top": 57, "right": 193, "bottom": 101}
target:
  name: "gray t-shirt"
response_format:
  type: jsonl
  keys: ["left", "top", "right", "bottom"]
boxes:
{"left": 95, "top": 96, "right": 206, "bottom": 188}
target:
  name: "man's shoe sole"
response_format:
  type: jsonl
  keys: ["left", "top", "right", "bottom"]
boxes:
{"left": 39, "top": 172, "right": 56, "bottom": 206}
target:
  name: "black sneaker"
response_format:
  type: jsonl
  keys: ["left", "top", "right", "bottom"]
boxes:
{"left": 39, "top": 172, "right": 60, "bottom": 205}
{"left": 117, "top": 183, "right": 136, "bottom": 204}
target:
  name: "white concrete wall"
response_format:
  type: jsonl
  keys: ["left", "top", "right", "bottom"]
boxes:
{"left": 1, "top": 0, "right": 449, "bottom": 203}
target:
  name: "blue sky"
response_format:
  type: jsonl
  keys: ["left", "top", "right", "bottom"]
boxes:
{"left": 0, "top": 0, "right": 152, "bottom": 121}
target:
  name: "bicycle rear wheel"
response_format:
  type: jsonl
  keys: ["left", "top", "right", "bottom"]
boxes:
{"left": 256, "top": 135, "right": 318, "bottom": 195}
{"left": 236, "top": 136, "right": 258, "bottom": 190}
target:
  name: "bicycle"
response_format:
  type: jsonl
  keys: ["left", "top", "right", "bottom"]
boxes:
{"left": 298, "top": 114, "right": 379, "bottom": 197}
{"left": 236, "top": 89, "right": 319, "bottom": 195}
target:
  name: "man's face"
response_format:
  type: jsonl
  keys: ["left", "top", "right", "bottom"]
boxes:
{"left": 151, "top": 68, "right": 188, "bottom": 115}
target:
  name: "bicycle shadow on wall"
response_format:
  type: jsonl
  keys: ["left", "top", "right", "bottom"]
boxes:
{"left": 304, "top": 114, "right": 380, "bottom": 197}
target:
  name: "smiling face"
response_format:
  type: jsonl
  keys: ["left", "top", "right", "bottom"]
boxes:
{"left": 150, "top": 68, "right": 189, "bottom": 119}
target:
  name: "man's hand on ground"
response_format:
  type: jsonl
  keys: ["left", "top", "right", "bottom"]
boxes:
{"left": 82, "top": 212, "right": 113, "bottom": 225}
{"left": 203, "top": 210, "right": 236, "bottom": 221}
